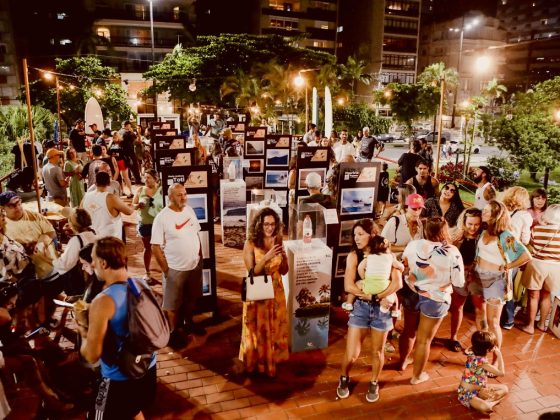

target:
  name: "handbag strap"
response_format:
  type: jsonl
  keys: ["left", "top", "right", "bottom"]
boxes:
{"left": 247, "top": 267, "right": 268, "bottom": 284}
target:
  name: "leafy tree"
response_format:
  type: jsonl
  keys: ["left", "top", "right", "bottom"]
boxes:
{"left": 333, "top": 102, "right": 391, "bottom": 134}
{"left": 417, "top": 62, "right": 458, "bottom": 93}
{"left": 339, "top": 56, "right": 372, "bottom": 100}
{"left": 481, "top": 78, "right": 507, "bottom": 114}
{"left": 0, "top": 105, "right": 56, "bottom": 176}
{"left": 493, "top": 76, "right": 560, "bottom": 187}
{"left": 25, "top": 57, "right": 132, "bottom": 131}
{"left": 144, "top": 34, "right": 335, "bottom": 107}
{"left": 376, "top": 83, "right": 439, "bottom": 134}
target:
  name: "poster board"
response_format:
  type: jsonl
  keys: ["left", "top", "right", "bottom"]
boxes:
{"left": 154, "top": 148, "right": 195, "bottom": 171}
{"left": 330, "top": 161, "right": 381, "bottom": 304}
{"left": 160, "top": 166, "right": 217, "bottom": 315}
{"left": 220, "top": 179, "right": 246, "bottom": 248}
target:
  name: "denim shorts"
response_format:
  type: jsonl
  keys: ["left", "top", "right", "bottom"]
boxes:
{"left": 348, "top": 299, "right": 393, "bottom": 331}
{"left": 471, "top": 268, "right": 506, "bottom": 303}
{"left": 137, "top": 223, "right": 153, "bottom": 238}
{"left": 400, "top": 283, "right": 450, "bottom": 319}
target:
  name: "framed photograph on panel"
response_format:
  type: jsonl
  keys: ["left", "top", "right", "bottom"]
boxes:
{"left": 202, "top": 269, "right": 212, "bottom": 296}
{"left": 335, "top": 253, "right": 349, "bottom": 277}
{"left": 340, "top": 187, "right": 375, "bottom": 215}
{"left": 339, "top": 220, "right": 355, "bottom": 246}
{"left": 266, "top": 149, "right": 290, "bottom": 167}
{"left": 184, "top": 171, "right": 208, "bottom": 188}
{"left": 245, "top": 176, "right": 264, "bottom": 189}
{"left": 247, "top": 159, "right": 264, "bottom": 173}
{"left": 265, "top": 170, "right": 289, "bottom": 188}
{"left": 188, "top": 193, "right": 208, "bottom": 223}
{"left": 198, "top": 230, "right": 210, "bottom": 259}
{"left": 550, "top": 297, "right": 560, "bottom": 338}
{"left": 245, "top": 140, "right": 265, "bottom": 156}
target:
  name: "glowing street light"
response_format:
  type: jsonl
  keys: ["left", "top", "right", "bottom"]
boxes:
{"left": 294, "top": 74, "right": 305, "bottom": 88}
{"left": 294, "top": 73, "right": 308, "bottom": 132}
{"left": 337, "top": 97, "right": 345, "bottom": 106}
{"left": 475, "top": 56, "right": 492, "bottom": 73}
{"left": 554, "top": 109, "right": 560, "bottom": 122}
{"left": 43, "top": 71, "right": 54, "bottom": 81}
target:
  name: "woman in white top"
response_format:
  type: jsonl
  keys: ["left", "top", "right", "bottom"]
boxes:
{"left": 53, "top": 208, "right": 96, "bottom": 295}
{"left": 381, "top": 193, "right": 424, "bottom": 256}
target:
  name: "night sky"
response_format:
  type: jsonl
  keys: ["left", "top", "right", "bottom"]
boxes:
{"left": 428, "top": 0, "right": 498, "bottom": 22}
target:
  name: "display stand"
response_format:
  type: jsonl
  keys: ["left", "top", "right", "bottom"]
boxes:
{"left": 284, "top": 204, "right": 332, "bottom": 352}
{"left": 293, "top": 146, "right": 331, "bottom": 205}
{"left": 220, "top": 179, "right": 246, "bottom": 248}
{"left": 331, "top": 161, "right": 381, "bottom": 304}
{"left": 160, "top": 165, "right": 217, "bottom": 316}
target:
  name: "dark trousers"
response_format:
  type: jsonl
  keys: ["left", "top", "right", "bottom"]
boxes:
{"left": 125, "top": 153, "right": 142, "bottom": 184}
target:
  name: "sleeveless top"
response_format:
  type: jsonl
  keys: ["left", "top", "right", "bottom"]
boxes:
{"left": 137, "top": 186, "right": 163, "bottom": 225}
{"left": 82, "top": 190, "right": 123, "bottom": 239}
{"left": 412, "top": 176, "right": 436, "bottom": 199}
{"left": 459, "top": 237, "right": 478, "bottom": 266}
{"left": 476, "top": 237, "right": 503, "bottom": 266}
{"left": 100, "top": 282, "right": 156, "bottom": 381}
{"left": 461, "top": 355, "right": 488, "bottom": 387}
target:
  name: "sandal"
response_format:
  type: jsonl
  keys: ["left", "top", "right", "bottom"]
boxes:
{"left": 446, "top": 339, "right": 463, "bottom": 353}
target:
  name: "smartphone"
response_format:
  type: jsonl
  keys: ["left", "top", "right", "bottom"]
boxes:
{"left": 24, "top": 327, "right": 49, "bottom": 339}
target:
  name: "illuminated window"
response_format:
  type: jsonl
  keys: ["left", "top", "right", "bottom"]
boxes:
{"left": 173, "top": 6, "right": 180, "bottom": 20}
{"left": 97, "top": 27, "right": 111, "bottom": 40}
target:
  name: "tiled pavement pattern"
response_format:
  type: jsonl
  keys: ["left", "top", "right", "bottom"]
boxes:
{"left": 6, "top": 209, "right": 560, "bottom": 419}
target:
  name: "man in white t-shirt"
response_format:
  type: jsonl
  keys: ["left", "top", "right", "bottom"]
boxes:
{"left": 473, "top": 166, "right": 496, "bottom": 210}
{"left": 333, "top": 129, "right": 355, "bottom": 162}
{"left": 151, "top": 183, "right": 203, "bottom": 348}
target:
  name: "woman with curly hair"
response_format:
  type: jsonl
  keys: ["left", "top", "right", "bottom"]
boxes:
{"left": 239, "top": 207, "right": 289, "bottom": 377}
{"left": 422, "top": 181, "right": 465, "bottom": 228}
{"left": 471, "top": 200, "right": 531, "bottom": 348}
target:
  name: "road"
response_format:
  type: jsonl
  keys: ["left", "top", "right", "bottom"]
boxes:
{"left": 374, "top": 141, "right": 503, "bottom": 169}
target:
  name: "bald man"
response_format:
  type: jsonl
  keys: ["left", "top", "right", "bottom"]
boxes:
{"left": 151, "top": 184, "right": 204, "bottom": 348}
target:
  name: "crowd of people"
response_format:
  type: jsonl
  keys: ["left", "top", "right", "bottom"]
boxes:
{"left": 0, "top": 114, "right": 559, "bottom": 418}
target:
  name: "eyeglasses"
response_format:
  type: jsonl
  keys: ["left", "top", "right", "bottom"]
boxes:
{"left": 263, "top": 222, "right": 276, "bottom": 228}
{"left": 444, "top": 185, "right": 457, "bottom": 193}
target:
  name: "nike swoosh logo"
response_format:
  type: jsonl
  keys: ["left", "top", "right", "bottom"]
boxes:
{"left": 175, "top": 218, "right": 190, "bottom": 230}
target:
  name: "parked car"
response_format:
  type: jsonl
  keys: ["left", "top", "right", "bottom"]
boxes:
{"left": 448, "top": 140, "right": 481, "bottom": 154}
{"left": 376, "top": 133, "right": 395, "bottom": 143}
{"left": 415, "top": 131, "right": 450, "bottom": 144}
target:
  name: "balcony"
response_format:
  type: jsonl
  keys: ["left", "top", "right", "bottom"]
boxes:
{"left": 384, "top": 26, "right": 418, "bottom": 36}
{"left": 306, "top": 7, "right": 336, "bottom": 21}
{"left": 94, "top": 7, "right": 187, "bottom": 23}
{"left": 385, "top": 7, "right": 419, "bottom": 18}
{"left": 262, "top": 7, "right": 305, "bottom": 19}
{"left": 262, "top": 27, "right": 302, "bottom": 37}
{"left": 305, "top": 27, "right": 336, "bottom": 41}
{"left": 100, "top": 36, "right": 178, "bottom": 49}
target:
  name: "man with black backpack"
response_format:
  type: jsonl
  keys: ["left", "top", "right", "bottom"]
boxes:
{"left": 80, "top": 237, "right": 167, "bottom": 419}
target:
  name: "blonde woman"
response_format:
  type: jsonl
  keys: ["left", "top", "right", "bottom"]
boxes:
{"left": 501, "top": 186, "right": 532, "bottom": 329}
{"left": 471, "top": 201, "right": 531, "bottom": 348}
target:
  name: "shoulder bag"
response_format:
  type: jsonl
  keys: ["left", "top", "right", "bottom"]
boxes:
{"left": 241, "top": 268, "right": 274, "bottom": 302}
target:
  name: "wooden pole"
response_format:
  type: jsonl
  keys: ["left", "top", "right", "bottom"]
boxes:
{"left": 22, "top": 58, "right": 41, "bottom": 213}
{"left": 434, "top": 77, "right": 445, "bottom": 177}
{"left": 55, "top": 76, "right": 62, "bottom": 144}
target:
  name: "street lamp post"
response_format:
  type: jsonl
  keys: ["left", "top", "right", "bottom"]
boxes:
{"left": 148, "top": 0, "right": 158, "bottom": 120}
{"left": 434, "top": 76, "right": 446, "bottom": 177}
{"left": 449, "top": 18, "right": 479, "bottom": 128}
{"left": 55, "top": 76, "right": 62, "bottom": 142}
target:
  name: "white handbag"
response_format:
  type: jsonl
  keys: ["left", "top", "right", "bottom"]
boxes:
{"left": 242, "top": 269, "right": 274, "bottom": 302}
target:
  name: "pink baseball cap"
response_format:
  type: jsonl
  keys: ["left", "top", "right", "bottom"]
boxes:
{"left": 405, "top": 193, "right": 425, "bottom": 209}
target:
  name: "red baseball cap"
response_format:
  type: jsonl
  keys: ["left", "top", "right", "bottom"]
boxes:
{"left": 405, "top": 193, "right": 425, "bottom": 209}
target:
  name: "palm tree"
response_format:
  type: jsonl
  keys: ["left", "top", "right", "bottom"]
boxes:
{"left": 339, "top": 56, "right": 372, "bottom": 100}
{"left": 220, "top": 69, "right": 260, "bottom": 111}
{"left": 0, "top": 105, "right": 56, "bottom": 176}
{"left": 418, "top": 62, "right": 459, "bottom": 131}
{"left": 481, "top": 78, "right": 507, "bottom": 114}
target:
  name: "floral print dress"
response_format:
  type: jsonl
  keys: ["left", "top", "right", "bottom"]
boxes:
{"left": 239, "top": 246, "right": 289, "bottom": 377}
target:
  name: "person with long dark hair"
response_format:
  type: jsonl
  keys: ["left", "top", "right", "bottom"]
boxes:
{"left": 337, "top": 219, "right": 402, "bottom": 403}
{"left": 239, "top": 207, "right": 289, "bottom": 377}
{"left": 528, "top": 188, "right": 547, "bottom": 227}
{"left": 422, "top": 181, "right": 465, "bottom": 228}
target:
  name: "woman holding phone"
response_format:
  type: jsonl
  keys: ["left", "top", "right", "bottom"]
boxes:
{"left": 239, "top": 207, "right": 289, "bottom": 377}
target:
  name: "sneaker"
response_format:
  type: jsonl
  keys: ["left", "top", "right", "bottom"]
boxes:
{"left": 341, "top": 302, "right": 353, "bottom": 311}
{"left": 384, "top": 341, "right": 396, "bottom": 353}
{"left": 502, "top": 323, "right": 514, "bottom": 330}
{"left": 366, "top": 381, "right": 379, "bottom": 403}
{"left": 336, "top": 375, "right": 350, "bottom": 399}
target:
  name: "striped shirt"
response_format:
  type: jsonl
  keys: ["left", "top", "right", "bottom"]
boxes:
{"left": 531, "top": 224, "right": 560, "bottom": 262}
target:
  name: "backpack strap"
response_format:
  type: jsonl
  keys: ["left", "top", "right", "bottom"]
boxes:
{"left": 390, "top": 215, "right": 400, "bottom": 244}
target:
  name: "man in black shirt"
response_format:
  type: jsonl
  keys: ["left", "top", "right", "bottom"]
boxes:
{"left": 358, "top": 126, "right": 383, "bottom": 161}
{"left": 397, "top": 139, "right": 422, "bottom": 187}
{"left": 69, "top": 118, "right": 89, "bottom": 163}
{"left": 120, "top": 121, "right": 143, "bottom": 184}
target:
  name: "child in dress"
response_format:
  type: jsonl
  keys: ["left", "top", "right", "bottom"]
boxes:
{"left": 457, "top": 331, "right": 508, "bottom": 414}
{"left": 342, "top": 236, "right": 402, "bottom": 314}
